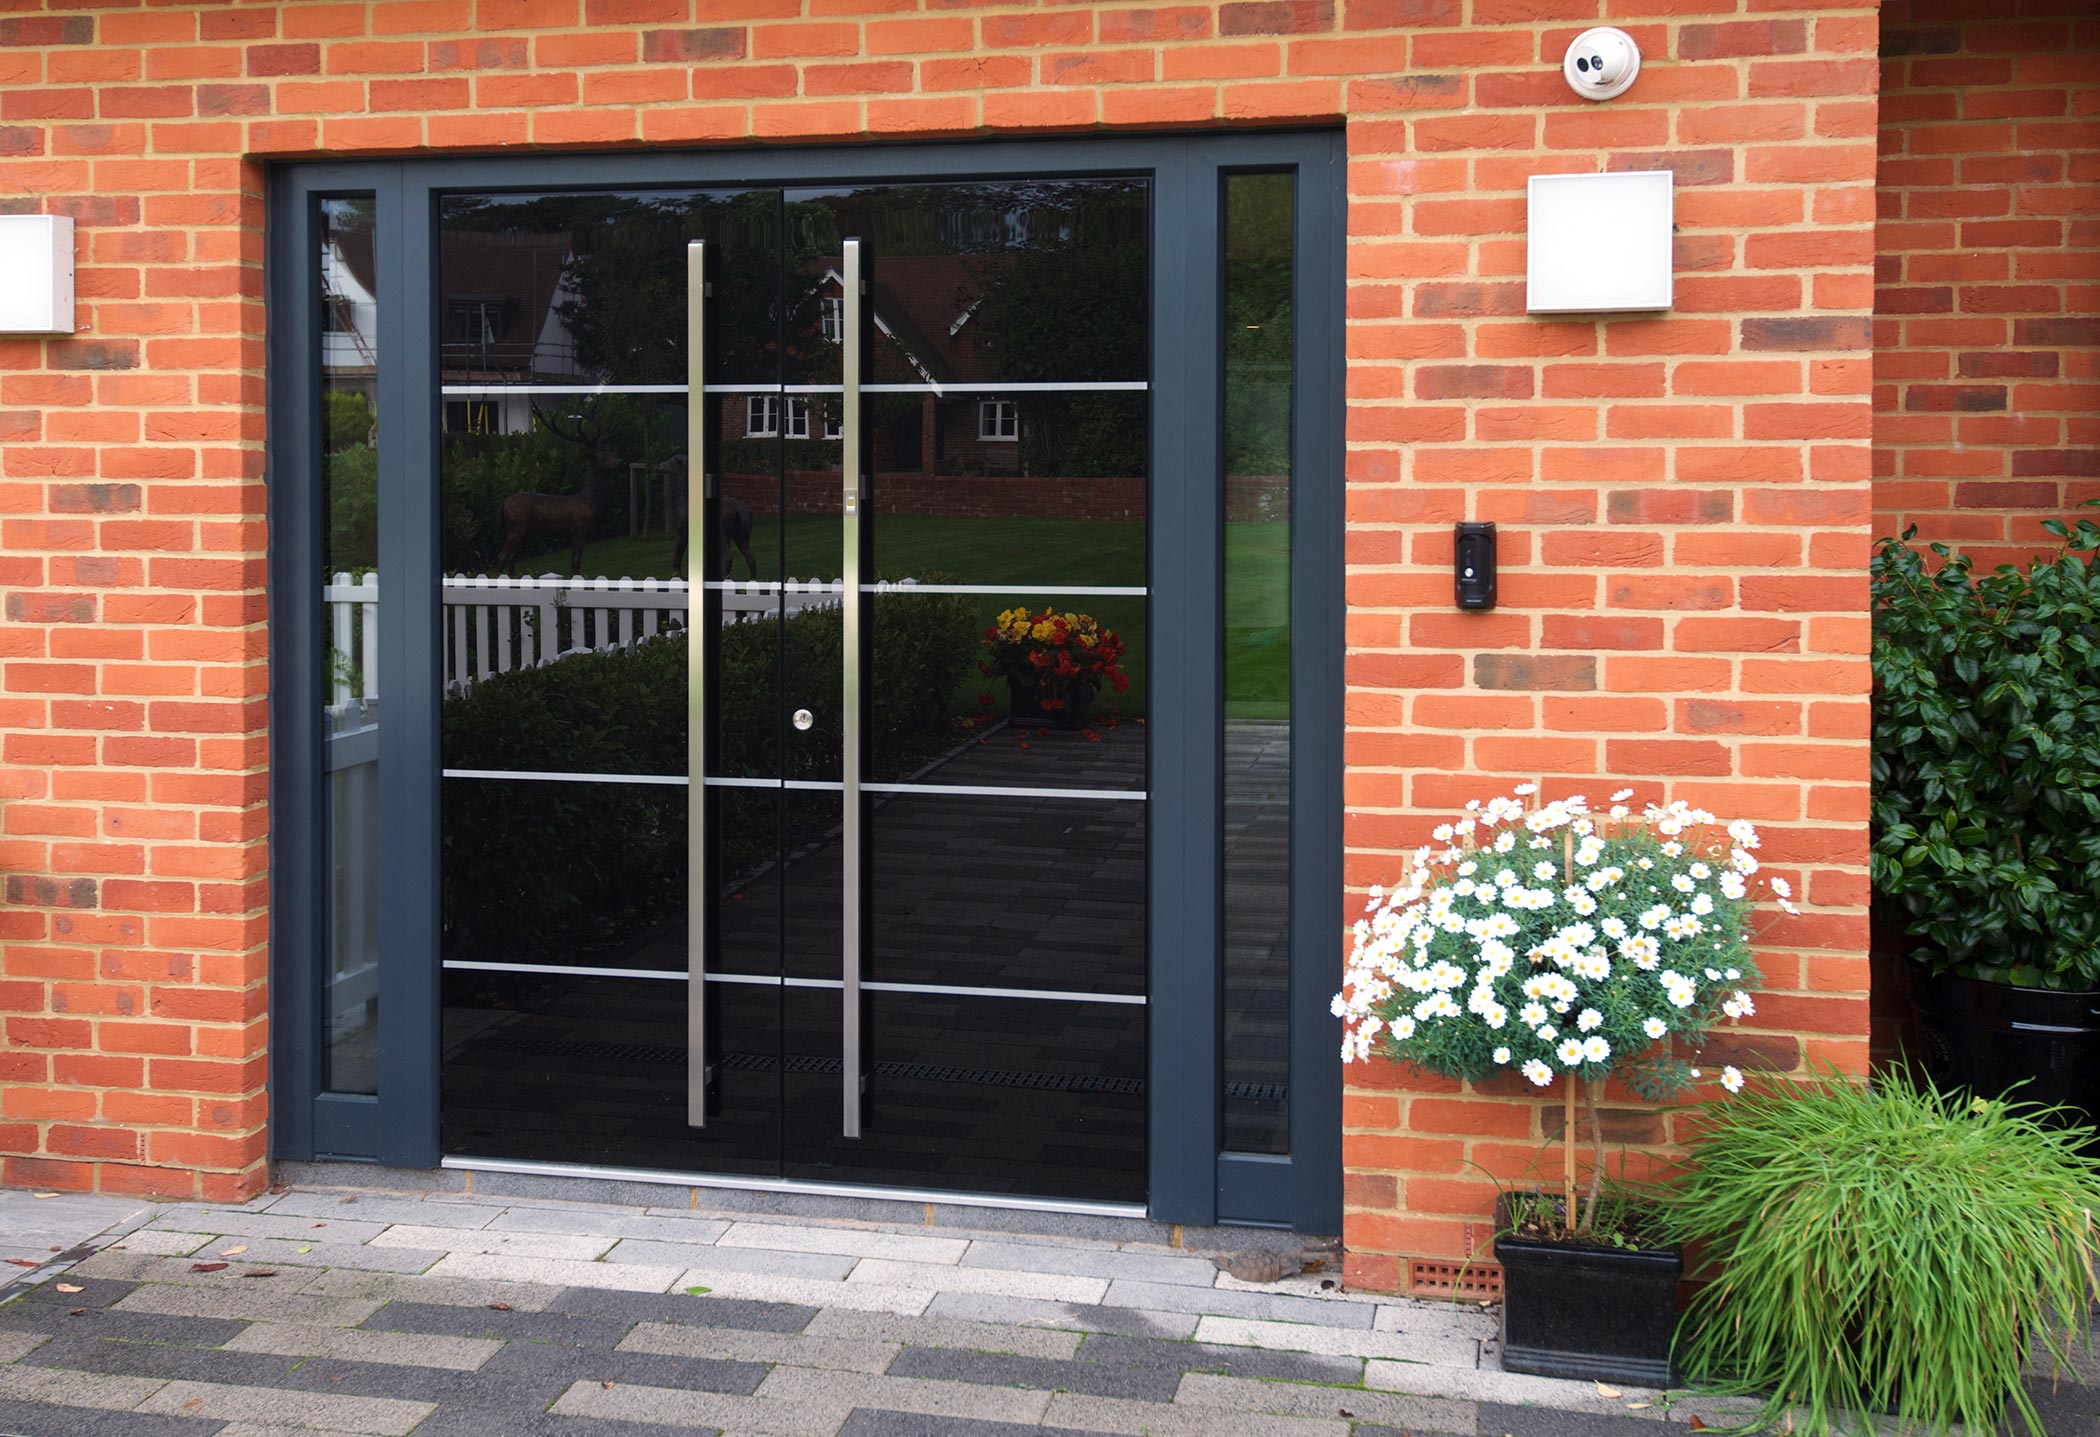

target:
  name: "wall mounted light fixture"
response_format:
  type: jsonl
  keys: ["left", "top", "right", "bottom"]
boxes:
{"left": 0, "top": 215, "right": 77, "bottom": 334}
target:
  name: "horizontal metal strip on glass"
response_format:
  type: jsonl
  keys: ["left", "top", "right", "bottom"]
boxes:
{"left": 444, "top": 769, "right": 687, "bottom": 786}
{"left": 703, "top": 777, "right": 843, "bottom": 792}
{"left": 445, "top": 576, "right": 688, "bottom": 593}
{"left": 440, "top": 960, "right": 1145, "bottom": 1006}
{"left": 440, "top": 384, "right": 689, "bottom": 396}
{"left": 440, "top": 1154, "right": 1149, "bottom": 1219}
{"left": 864, "top": 583, "right": 1147, "bottom": 597}
{"left": 860, "top": 782, "right": 1145, "bottom": 802}
{"left": 863, "top": 382, "right": 1148, "bottom": 394}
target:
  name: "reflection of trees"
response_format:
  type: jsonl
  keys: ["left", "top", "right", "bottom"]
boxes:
{"left": 1224, "top": 175, "right": 1293, "bottom": 479}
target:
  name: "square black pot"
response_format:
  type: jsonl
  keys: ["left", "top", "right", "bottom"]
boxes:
{"left": 1494, "top": 1200, "right": 1682, "bottom": 1386}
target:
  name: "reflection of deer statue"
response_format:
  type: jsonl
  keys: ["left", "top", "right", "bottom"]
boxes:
{"left": 660, "top": 454, "right": 758, "bottom": 580}
{"left": 496, "top": 409, "right": 623, "bottom": 577}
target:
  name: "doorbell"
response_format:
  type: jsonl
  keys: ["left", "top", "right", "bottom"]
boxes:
{"left": 1455, "top": 523, "right": 1497, "bottom": 610}
{"left": 1562, "top": 27, "right": 1641, "bottom": 101}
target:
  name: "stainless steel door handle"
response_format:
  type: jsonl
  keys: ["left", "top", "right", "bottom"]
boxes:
{"left": 792, "top": 708, "right": 813, "bottom": 731}
{"left": 685, "top": 239, "right": 709, "bottom": 1130}
{"left": 841, "top": 237, "right": 865, "bottom": 1141}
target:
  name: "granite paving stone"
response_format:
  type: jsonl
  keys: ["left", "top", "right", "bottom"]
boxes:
{"left": 1192, "top": 1313, "right": 1481, "bottom": 1366}
{"left": 714, "top": 1221, "right": 970, "bottom": 1265}
{"left": 263, "top": 1193, "right": 500, "bottom": 1229}
{"left": 137, "top": 1378, "right": 435, "bottom": 1435}
{"left": 280, "top": 1345, "right": 771, "bottom": 1407}
{"left": 885, "top": 1344, "right": 1185, "bottom": 1401}
{"left": 0, "top": 1397, "right": 224, "bottom": 1437}
{"left": 1074, "top": 1331, "right": 1367, "bottom": 1384}
{"left": 1174, "top": 1370, "right": 1476, "bottom": 1430}
{"left": 959, "top": 1238, "right": 1223, "bottom": 1286}
{"left": 1041, "top": 1391, "right": 1355, "bottom": 1436}
{"left": 223, "top": 1319, "right": 506, "bottom": 1370}
{"left": 297, "top": 1268, "right": 566, "bottom": 1310}
{"left": 1477, "top": 1400, "right": 1685, "bottom": 1434}
{"left": 553, "top": 1378, "right": 845, "bottom": 1435}
{"left": 0, "top": 1331, "right": 48, "bottom": 1362}
{"left": 610, "top": 1240, "right": 856, "bottom": 1280}
{"left": 847, "top": 1257, "right": 1111, "bottom": 1304}
{"left": 115, "top": 1279, "right": 385, "bottom": 1328}
{"left": 1374, "top": 1300, "right": 1498, "bottom": 1337}
{"left": 1098, "top": 1278, "right": 1378, "bottom": 1327}
{"left": 152, "top": 1235, "right": 449, "bottom": 1274}
{"left": 0, "top": 1301, "right": 250, "bottom": 1349}
{"left": 358, "top": 1297, "right": 637, "bottom": 1348}
{"left": 835, "top": 1410, "right": 1107, "bottom": 1437}
{"left": 753, "top": 1364, "right": 1056, "bottom": 1425}
{"left": 406, "top": 1406, "right": 724, "bottom": 1437}
{"left": 666, "top": 1269, "right": 934, "bottom": 1315}
{"left": 548, "top": 1284, "right": 821, "bottom": 1335}
{"left": 488, "top": 1208, "right": 732, "bottom": 1244}
{"left": 0, "top": 1359, "right": 168, "bottom": 1409}
{"left": 16, "top": 1274, "right": 138, "bottom": 1308}
{"left": 118, "top": 1229, "right": 219, "bottom": 1257}
{"left": 920, "top": 1290, "right": 1200, "bottom": 1338}
{"left": 426, "top": 1251, "right": 687, "bottom": 1292}
{"left": 22, "top": 1332, "right": 302, "bottom": 1388}
{"left": 619, "top": 1317, "right": 900, "bottom": 1374}
{"left": 1366, "top": 1354, "right": 1667, "bottom": 1413}
{"left": 800, "top": 1307, "right": 1085, "bottom": 1359}
{"left": 371, "top": 1224, "right": 616, "bottom": 1261}
{"left": 149, "top": 1207, "right": 393, "bottom": 1245}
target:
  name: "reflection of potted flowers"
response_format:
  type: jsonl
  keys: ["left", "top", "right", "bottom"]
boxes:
{"left": 1334, "top": 786, "right": 1792, "bottom": 1385}
{"left": 980, "top": 607, "right": 1129, "bottom": 729}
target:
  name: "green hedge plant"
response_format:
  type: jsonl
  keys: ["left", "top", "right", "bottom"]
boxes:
{"left": 1871, "top": 512, "right": 2100, "bottom": 989}
{"left": 1655, "top": 1069, "right": 2100, "bottom": 1436}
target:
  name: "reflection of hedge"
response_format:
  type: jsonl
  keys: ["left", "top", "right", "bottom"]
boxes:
{"left": 442, "top": 588, "right": 980, "bottom": 965}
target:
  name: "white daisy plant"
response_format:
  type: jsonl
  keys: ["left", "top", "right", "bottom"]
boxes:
{"left": 1335, "top": 787, "right": 1788, "bottom": 1103}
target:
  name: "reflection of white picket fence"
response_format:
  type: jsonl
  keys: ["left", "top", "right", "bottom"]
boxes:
{"left": 319, "top": 572, "right": 848, "bottom": 697}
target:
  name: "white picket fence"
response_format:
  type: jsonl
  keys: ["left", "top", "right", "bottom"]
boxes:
{"left": 319, "top": 572, "right": 849, "bottom": 700}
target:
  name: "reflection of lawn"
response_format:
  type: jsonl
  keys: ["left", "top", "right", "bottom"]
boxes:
{"left": 472, "top": 514, "right": 1291, "bottom": 719}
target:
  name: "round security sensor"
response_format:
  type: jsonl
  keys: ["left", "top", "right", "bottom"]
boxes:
{"left": 1563, "top": 27, "right": 1641, "bottom": 101}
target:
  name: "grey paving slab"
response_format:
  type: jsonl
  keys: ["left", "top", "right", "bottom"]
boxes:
{"left": 0, "top": 1191, "right": 157, "bottom": 1249}
{"left": 1042, "top": 1391, "right": 1354, "bottom": 1436}
{"left": 1373, "top": 1299, "right": 1499, "bottom": 1337}
{"left": 359, "top": 1298, "right": 636, "bottom": 1349}
{"left": 371, "top": 1224, "right": 616, "bottom": 1261}
{"left": 0, "top": 1331, "right": 48, "bottom": 1361}
{"left": 668, "top": 1269, "right": 933, "bottom": 1316}
{"left": 0, "top": 1301, "right": 248, "bottom": 1349}
{"left": 138, "top": 1379, "right": 435, "bottom": 1435}
{"left": 801, "top": 1307, "right": 1084, "bottom": 1360}
{"left": 488, "top": 1208, "right": 732, "bottom": 1244}
{"left": 426, "top": 1251, "right": 684, "bottom": 1293}
{"left": 152, "top": 1235, "right": 448, "bottom": 1275}
{"left": 406, "top": 1408, "right": 721, "bottom": 1437}
{"left": 754, "top": 1365, "right": 1055, "bottom": 1425}
{"left": 1099, "top": 1278, "right": 1377, "bottom": 1328}
{"left": 264, "top": 1193, "right": 498, "bottom": 1229}
{"left": 0, "top": 1359, "right": 167, "bottom": 1409}
{"left": 149, "top": 1207, "right": 392, "bottom": 1246}
{"left": 549, "top": 1284, "right": 820, "bottom": 1335}
{"left": 714, "top": 1221, "right": 968, "bottom": 1265}
{"left": 847, "top": 1258, "right": 1110, "bottom": 1305}
{"left": 223, "top": 1319, "right": 505, "bottom": 1371}
{"left": 114, "top": 1228, "right": 217, "bottom": 1256}
{"left": 610, "top": 1241, "right": 854, "bottom": 1280}
{"left": 216, "top": 1427, "right": 407, "bottom": 1437}
{"left": 115, "top": 1279, "right": 384, "bottom": 1328}
{"left": 298, "top": 1267, "right": 564, "bottom": 1311}
{"left": 14, "top": 1274, "right": 138, "bottom": 1308}
{"left": 1478, "top": 1401, "right": 1685, "bottom": 1435}
{"left": 1074, "top": 1332, "right": 1365, "bottom": 1385}
{"left": 554, "top": 1379, "right": 842, "bottom": 1435}
{"left": 1367, "top": 1355, "right": 1667, "bottom": 1414}
{"left": 22, "top": 1332, "right": 301, "bottom": 1388}
{"left": 1192, "top": 1313, "right": 1480, "bottom": 1367}
{"left": 0, "top": 1397, "right": 222, "bottom": 1437}
{"left": 620, "top": 1318, "right": 898, "bottom": 1374}
{"left": 961, "top": 1239, "right": 1222, "bottom": 1287}
{"left": 921, "top": 1290, "right": 1199, "bottom": 1338}
{"left": 282, "top": 1344, "right": 769, "bottom": 1409}
{"left": 836, "top": 1410, "right": 1105, "bottom": 1437}
{"left": 886, "top": 1344, "right": 1183, "bottom": 1402}
{"left": 1175, "top": 1371, "right": 1475, "bottom": 1430}
{"left": 75, "top": 1253, "right": 343, "bottom": 1294}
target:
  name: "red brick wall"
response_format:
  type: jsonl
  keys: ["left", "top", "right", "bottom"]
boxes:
{"left": 0, "top": 0, "right": 1876, "bottom": 1276}
{"left": 1873, "top": 0, "right": 2100, "bottom": 565}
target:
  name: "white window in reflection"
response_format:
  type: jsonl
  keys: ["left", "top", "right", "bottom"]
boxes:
{"left": 785, "top": 395, "right": 810, "bottom": 439}
{"left": 821, "top": 295, "right": 843, "bottom": 343}
{"left": 979, "top": 399, "right": 1018, "bottom": 442}
{"left": 747, "top": 394, "right": 779, "bottom": 437}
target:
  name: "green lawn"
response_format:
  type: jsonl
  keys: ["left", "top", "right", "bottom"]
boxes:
{"left": 482, "top": 514, "right": 1292, "bottom": 718}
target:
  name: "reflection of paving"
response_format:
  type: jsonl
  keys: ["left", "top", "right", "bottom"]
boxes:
{"left": 1223, "top": 720, "right": 1291, "bottom": 1153}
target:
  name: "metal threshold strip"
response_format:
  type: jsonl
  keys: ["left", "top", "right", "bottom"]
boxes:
{"left": 438, "top": 1154, "right": 1149, "bottom": 1219}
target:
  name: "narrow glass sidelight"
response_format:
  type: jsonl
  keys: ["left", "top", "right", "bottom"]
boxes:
{"left": 319, "top": 195, "right": 381, "bottom": 1096}
{"left": 1221, "top": 172, "right": 1295, "bottom": 1155}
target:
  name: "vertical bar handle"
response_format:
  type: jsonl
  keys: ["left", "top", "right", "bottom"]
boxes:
{"left": 685, "top": 239, "right": 709, "bottom": 1129}
{"left": 840, "top": 238, "right": 865, "bottom": 1140}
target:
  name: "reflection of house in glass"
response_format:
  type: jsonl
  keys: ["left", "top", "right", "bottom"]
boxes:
{"left": 321, "top": 225, "right": 378, "bottom": 405}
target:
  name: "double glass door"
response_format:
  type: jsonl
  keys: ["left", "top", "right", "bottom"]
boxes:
{"left": 433, "top": 181, "right": 1150, "bottom": 1203}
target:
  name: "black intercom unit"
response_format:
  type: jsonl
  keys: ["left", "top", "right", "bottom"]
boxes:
{"left": 1455, "top": 522, "right": 1497, "bottom": 609}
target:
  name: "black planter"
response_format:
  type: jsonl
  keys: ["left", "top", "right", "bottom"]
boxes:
{"left": 1908, "top": 960, "right": 2100, "bottom": 1124}
{"left": 1494, "top": 1198, "right": 1682, "bottom": 1386}
{"left": 1005, "top": 677, "right": 1091, "bottom": 730}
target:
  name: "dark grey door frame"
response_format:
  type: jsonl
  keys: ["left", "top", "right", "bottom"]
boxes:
{"left": 267, "top": 130, "right": 1344, "bottom": 1230}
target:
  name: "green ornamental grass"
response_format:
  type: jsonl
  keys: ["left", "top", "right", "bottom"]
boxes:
{"left": 1654, "top": 1069, "right": 2100, "bottom": 1435}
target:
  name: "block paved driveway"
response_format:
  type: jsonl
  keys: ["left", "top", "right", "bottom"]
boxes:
{"left": 3, "top": 1184, "right": 2098, "bottom": 1436}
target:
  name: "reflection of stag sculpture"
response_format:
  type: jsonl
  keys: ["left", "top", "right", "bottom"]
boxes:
{"left": 660, "top": 454, "right": 757, "bottom": 580}
{"left": 496, "top": 410, "right": 622, "bottom": 577}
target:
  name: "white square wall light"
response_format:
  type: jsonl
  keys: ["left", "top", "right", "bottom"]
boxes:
{"left": 1526, "top": 171, "right": 1673, "bottom": 314}
{"left": 0, "top": 214, "right": 78, "bottom": 334}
